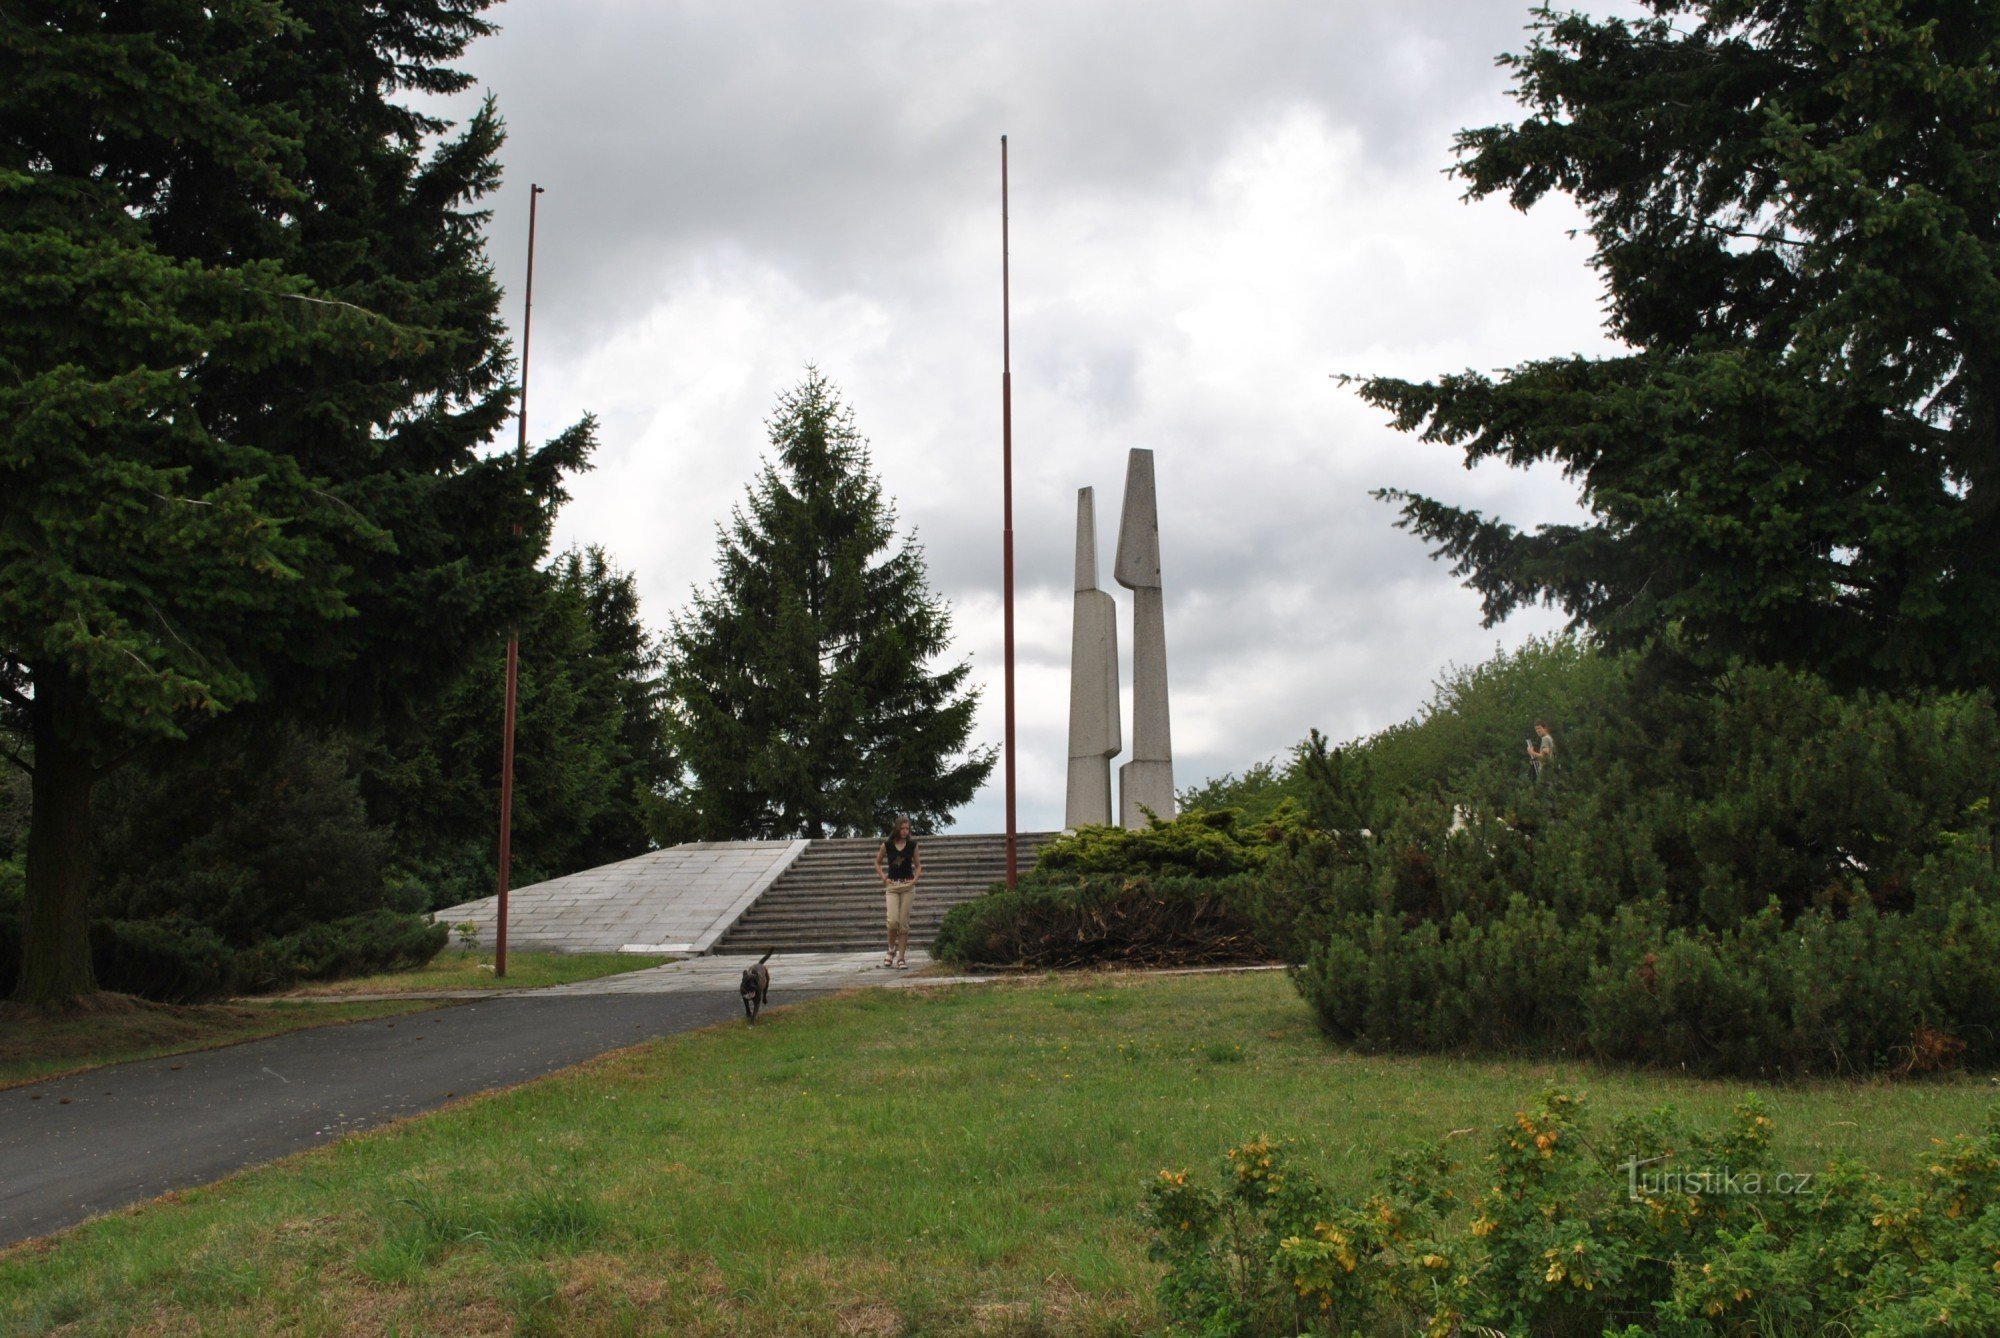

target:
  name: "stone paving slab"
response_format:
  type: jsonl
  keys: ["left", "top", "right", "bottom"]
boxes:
{"left": 432, "top": 839, "right": 809, "bottom": 955}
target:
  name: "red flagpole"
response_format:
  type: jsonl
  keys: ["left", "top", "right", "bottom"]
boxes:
{"left": 1000, "top": 138, "right": 1018, "bottom": 888}
{"left": 496, "top": 182, "right": 543, "bottom": 977}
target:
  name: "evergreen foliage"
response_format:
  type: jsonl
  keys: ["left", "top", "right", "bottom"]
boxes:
{"left": 663, "top": 370, "right": 993, "bottom": 839}
{"left": 1036, "top": 809, "right": 1303, "bottom": 880}
{"left": 1358, "top": 637, "right": 1624, "bottom": 804}
{"left": 0, "top": 2, "right": 589, "bottom": 1000}
{"left": 1176, "top": 759, "right": 1307, "bottom": 825}
{"left": 91, "top": 721, "right": 395, "bottom": 945}
{"left": 0, "top": 757, "right": 24, "bottom": 883}
{"left": 1355, "top": 2, "right": 2000, "bottom": 699}
{"left": 8, "top": 544, "right": 668, "bottom": 962}
{"left": 1265, "top": 640, "right": 2000, "bottom": 1074}
{"left": 0, "top": 908, "right": 445, "bottom": 1003}
{"left": 365, "top": 547, "right": 677, "bottom": 907}
{"left": 1351, "top": 642, "right": 1995, "bottom": 926}
{"left": 933, "top": 810, "right": 1305, "bottom": 968}
{"left": 931, "top": 872, "right": 1271, "bottom": 969}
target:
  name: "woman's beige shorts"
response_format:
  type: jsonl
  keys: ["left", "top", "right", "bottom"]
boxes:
{"left": 884, "top": 880, "right": 916, "bottom": 935}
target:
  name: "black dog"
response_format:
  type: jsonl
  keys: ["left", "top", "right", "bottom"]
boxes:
{"left": 739, "top": 949, "right": 773, "bottom": 1024}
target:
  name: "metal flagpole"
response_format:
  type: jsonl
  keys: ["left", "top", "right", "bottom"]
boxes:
{"left": 495, "top": 182, "right": 543, "bottom": 978}
{"left": 1000, "top": 138, "right": 1018, "bottom": 888}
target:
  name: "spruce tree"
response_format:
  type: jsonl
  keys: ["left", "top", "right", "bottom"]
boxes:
{"left": 665, "top": 371, "right": 994, "bottom": 839}
{"left": 1356, "top": 2, "right": 2000, "bottom": 699}
{"left": 0, "top": 2, "right": 588, "bottom": 1001}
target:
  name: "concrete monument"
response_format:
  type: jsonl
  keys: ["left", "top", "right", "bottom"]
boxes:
{"left": 1064, "top": 487, "right": 1121, "bottom": 827}
{"left": 1114, "top": 449, "right": 1174, "bottom": 828}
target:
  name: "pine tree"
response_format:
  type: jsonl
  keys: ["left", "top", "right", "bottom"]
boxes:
{"left": 665, "top": 370, "right": 994, "bottom": 839}
{"left": 1355, "top": 2, "right": 2000, "bottom": 699}
{"left": 0, "top": 2, "right": 588, "bottom": 1002}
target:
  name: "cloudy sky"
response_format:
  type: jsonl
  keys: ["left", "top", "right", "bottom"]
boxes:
{"left": 443, "top": 0, "right": 1630, "bottom": 834}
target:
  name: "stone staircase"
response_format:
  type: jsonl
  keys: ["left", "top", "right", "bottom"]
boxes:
{"left": 712, "top": 831, "right": 1059, "bottom": 954}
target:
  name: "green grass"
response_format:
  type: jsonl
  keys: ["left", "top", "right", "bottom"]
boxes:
{"left": 0, "top": 998, "right": 437, "bottom": 1090}
{"left": 273, "top": 950, "right": 676, "bottom": 997}
{"left": 3, "top": 971, "right": 1995, "bottom": 1335}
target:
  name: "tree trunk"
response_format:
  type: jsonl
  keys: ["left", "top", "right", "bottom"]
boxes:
{"left": 14, "top": 673, "right": 98, "bottom": 1004}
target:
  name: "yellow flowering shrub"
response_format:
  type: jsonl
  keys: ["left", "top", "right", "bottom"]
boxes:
{"left": 1150, "top": 1091, "right": 2000, "bottom": 1336}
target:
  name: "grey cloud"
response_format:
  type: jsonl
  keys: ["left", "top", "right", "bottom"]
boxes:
{"left": 445, "top": 2, "right": 1638, "bottom": 830}
{"left": 461, "top": 1, "right": 1573, "bottom": 344}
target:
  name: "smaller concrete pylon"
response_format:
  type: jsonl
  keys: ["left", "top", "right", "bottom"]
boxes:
{"left": 1065, "top": 487, "right": 1121, "bottom": 828}
{"left": 1114, "top": 449, "right": 1174, "bottom": 829}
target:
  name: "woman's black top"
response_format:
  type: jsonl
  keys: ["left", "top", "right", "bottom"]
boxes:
{"left": 882, "top": 838, "right": 917, "bottom": 881}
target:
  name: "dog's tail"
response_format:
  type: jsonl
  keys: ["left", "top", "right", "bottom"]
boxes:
{"left": 756, "top": 949, "right": 774, "bottom": 965}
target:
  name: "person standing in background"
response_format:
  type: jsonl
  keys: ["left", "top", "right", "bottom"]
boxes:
{"left": 1528, "top": 720, "right": 1556, "bottom": 783}
{"left": 874, "top": 815, "right": 921, "bottom": 969}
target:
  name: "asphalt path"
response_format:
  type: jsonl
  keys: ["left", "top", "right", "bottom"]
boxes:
{"left": 0, "top": 989, "right": 824, "bottom": 1248}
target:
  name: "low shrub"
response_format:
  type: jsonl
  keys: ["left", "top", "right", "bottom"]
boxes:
{"left": 1295, "top": 896, "right": 1637, "bottom": 1058}
{"left": 240, "top": 910, "right": 447, "bottom": 990}
{"left": 0, "top": 909, "right": 446, "bottom": 1003}
{"left": 932, "top": 873, "right": 1273, "bottom": 968}
{"left": 1148, "top": 1091, "right": 2000, "bottom": 1337}
{"left": 4, "top": 915, "right": 248, "bottom": 1004}
{"left": 1294, "top": 877, "right": 2000, "bottom": 1076}
{"left": 1034, "top": 807, "right": 1308, "bottom": 880}
{"left": 89, "top": 919, "right": 243, "bottom": 1004}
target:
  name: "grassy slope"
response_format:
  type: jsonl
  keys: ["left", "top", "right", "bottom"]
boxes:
{"left": 0, "top": 999, "right": 436, "bottom": 1089}
{"left": 3, "top": 971, "right": 1994, "bottom": 1336}
{"left": 273, "top": 951, "right": 676, "bottom": 997}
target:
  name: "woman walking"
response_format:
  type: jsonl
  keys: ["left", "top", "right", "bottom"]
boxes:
{"left": 874, "top": 816, "right": 922, "bottom": 969}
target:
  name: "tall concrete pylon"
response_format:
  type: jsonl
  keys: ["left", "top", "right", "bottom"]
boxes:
{"left": 1065, "top": 487, "right": 1121, "bottom": 828}
{"left": 1114, "top": 449, "right": 1174, "bottom": 828}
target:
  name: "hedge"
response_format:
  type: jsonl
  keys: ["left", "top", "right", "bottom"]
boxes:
{"left": 1294, "top": 890, "right": 2000, "bottom": 1077}
{"left": 932, "top": 872, "right": 1273, "bottom": 968}
{"left": 0, "top": 910, "right": 446, "bottom": 1003}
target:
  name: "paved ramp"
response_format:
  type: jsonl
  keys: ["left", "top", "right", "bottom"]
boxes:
{"left": 433, "top": 840, "right": 807, "bottom": 955}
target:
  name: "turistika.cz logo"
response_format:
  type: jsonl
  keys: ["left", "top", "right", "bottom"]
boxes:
{"left": 1622, "top": 1155, "right": 1815, "bottom": 1200}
